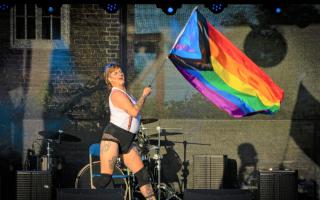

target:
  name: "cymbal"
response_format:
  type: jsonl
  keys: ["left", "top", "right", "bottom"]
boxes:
{"left": 39, "top": 131, "right": 81, "bottom": 142}
{"left": 148, "top": 130, "right": 183, "bottom": 138}
{"left": 148, "top": 139, "right": 175, "bottom": 146}
{"left": 141, "top": 118, "right": 158, "bottom": 124}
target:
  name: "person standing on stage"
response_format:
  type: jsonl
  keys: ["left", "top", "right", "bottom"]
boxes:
{"left": 94, "top": 63, "right": 156, "bottom": 200}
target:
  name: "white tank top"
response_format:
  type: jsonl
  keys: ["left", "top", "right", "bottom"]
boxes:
{"left": 109, "top": 87, "right": 141, "bottom": 133}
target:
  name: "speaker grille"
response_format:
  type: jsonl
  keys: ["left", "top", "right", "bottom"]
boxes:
{"left": 258, "top": 170, "right": 297, "bottom": 200}
{"left": 193, "top": 155, "right": 226, "bottom": 189}
{"left": 16, "top": 171, "right": 52, "bottom": 200}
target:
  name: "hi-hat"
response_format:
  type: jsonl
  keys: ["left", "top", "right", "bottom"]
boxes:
{"left": 141, "top": 118, "right": 158, "bottom": 124}
{"left": 39, "top": 130, "right": 81, "bottom": 142}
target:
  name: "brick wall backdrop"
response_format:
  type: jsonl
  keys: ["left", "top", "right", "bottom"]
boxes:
{"left": 0, "top": 4, "right": 122, "bottom": 189}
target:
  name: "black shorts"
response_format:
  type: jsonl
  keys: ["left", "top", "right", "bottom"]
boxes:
{"left": 102, "top": 123, "right": 136, "bottom": 154}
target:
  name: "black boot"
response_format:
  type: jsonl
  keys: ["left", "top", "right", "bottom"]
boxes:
{"left": 93, "top": 174, "right": 114, "bottom": 189}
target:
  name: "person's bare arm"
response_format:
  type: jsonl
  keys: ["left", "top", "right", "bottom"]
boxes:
{"left": 111, "top": 87, "right": 151, "bottom": 117}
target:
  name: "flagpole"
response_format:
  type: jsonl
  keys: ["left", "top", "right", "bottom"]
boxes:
{"left": 148, "top": 56, "right": 168, "bottom": 88}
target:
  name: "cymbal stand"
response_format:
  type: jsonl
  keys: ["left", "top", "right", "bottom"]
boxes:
{"left": 154, "top": 126, "right": 182, "bottom": 200}
{"left": 139, "top": 124, "right": 148, "bottom": 145}
{"left": 46, "top": 130, "right": 63, "bottom": 171}
{"left": 155, "top": 126, "right": 162, "bottom": 200}
{"left": 46, "top": 139, "right": 54, "bottom": 171}
{"left": 57, "top": 129, "right": 63, "bottom": 144}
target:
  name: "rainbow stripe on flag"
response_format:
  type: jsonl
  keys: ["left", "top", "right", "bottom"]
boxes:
{"left": 169, "top": 8, "right": 284, "bottom": 118}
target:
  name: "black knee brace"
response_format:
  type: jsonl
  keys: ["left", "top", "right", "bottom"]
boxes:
{"left": 135, "top": 167, "right": 151, "bottom": 187}
{"left": 93, "top": 174, "right": 114, "bottom": 189}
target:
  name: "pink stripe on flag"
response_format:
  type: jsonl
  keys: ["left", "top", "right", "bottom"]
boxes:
{"left": 176, "top": 65, "right": 245, "bottom": 117}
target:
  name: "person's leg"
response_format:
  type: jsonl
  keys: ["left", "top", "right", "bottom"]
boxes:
{"left": 100, "top": 140, "right": 119, "bottom": 174}
{"left": 123, "top": 146, "right": 156, "bottom": 200}
{"left": 94, "top": 140, "right": 119, "bottom": 189}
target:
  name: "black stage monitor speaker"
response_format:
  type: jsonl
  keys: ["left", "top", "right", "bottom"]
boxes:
{"left": 57, "top": 188, "right": 124, "bottom": 200}
{"left": 183, "top": 189, "right": 252, "bottom": 200}
{"left": 258, "top": 169, "right": 298, "bottom": 200}
{"left": 16, "top": 171, "right": 52, "bottom": 200}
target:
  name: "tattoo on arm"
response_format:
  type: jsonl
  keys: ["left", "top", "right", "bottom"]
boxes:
{"left": 108, "top": 156, "right": 118, "bottom": 170}
{"left": 134, "top": 95, "right": 146, "bottom": 112}
{"left": 101, "top": 142, "right": 111, "bottom": 153}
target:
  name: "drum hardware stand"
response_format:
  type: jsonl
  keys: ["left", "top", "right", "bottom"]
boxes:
{"left": 154, "top": 126, "right": 182, "bottom": 200}
{"left": 45, "top": 130, "right": 63, "bottom": 171}
{"left": 155, "top": 126, "right": 162, "bottom": 200}
{"left": 182, "top": 141, "right": 189, "bottom": 191}
{"left": 169, "top": 140, "right": 211, "bottom": 193}
{"left": 139, "top": 124, "right": 149, "bottom": 149}
{"left": 160, "top": 183, "right": 182, "bottom": 200}
{"left": 45, "top": 139, "right": 54, "bottom": 171}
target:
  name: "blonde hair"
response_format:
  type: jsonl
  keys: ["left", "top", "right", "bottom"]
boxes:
{"left": 103, "top": 64, "right": 121, "bottom": 89}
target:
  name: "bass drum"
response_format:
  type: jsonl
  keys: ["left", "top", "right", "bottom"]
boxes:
{"left": 75, "top": 161, "right": 129, "bottom": 199}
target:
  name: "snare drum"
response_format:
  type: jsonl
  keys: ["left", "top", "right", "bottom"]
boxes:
{"left": 75, "top": 161, "right": 130, "bottom": 199}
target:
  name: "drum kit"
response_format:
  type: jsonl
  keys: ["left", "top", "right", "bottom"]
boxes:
{"left": 36, "top": 118, "right": 182, "bottom": 199}
{"left": 74, "top": 118, "right": 183, "bottom": 200}
{"left": 135, "top": 119, "right": 182, "bottom": 200}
